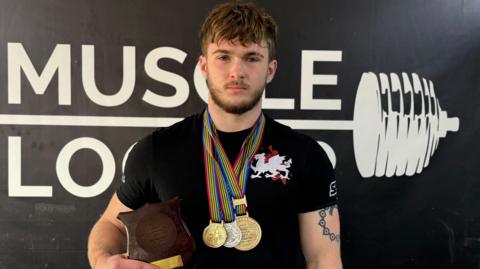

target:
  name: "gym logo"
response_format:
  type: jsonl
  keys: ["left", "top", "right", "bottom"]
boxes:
{"left": 250, "top": 146, "right": 292, "bottom": 185}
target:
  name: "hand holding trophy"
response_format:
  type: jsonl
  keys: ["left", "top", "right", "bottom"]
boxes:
{"left": 117, "top": 197, "right": 195, "bottom": 268}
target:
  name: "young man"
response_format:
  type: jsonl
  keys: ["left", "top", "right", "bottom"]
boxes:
{"left": 88, "top": 2, "right": 342, "bottom": 269}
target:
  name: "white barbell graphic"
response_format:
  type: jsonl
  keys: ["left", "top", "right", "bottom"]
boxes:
{"left": 281, "top": 72, "right": 460, "bottom": 178}
{"left": 353, "top": 72, "right": 459, "bottom": 177}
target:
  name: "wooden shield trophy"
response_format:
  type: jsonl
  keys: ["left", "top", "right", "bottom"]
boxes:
{"left": 117, "top": 197, "right": 195, "bottom": 268}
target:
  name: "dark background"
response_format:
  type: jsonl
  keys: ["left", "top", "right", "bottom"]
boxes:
{"left": 0, "top": 0, "right": 478, "bottom": 268}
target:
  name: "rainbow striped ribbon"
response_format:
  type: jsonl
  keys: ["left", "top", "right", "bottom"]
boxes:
{"left": 202, "top": 124, "right": 224, "bottom": 223}
{"left": 202, "top": 110, "right": 265, "bottom": 223}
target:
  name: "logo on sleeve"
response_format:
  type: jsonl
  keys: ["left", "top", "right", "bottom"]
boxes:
{"left": 329, "top": 180, "right": 337, "bottom": 197}
{"left": 250, "top": 146, "right": 292, "bottom": 185}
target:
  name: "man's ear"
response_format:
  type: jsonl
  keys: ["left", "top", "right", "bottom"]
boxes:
{"left": 266, "top": 59, "right": 278, "bottom": 83}
{"left": 199, "top": 55, "right": 208, "bottom": 79}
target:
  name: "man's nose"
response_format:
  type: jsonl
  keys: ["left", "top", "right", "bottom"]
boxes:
{"left": 229, "top": 59, "right": 246, "bottom": 80}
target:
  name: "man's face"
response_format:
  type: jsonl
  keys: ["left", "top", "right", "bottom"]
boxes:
{"left": 199, "top": 39, "right": 277, "bottom": 114}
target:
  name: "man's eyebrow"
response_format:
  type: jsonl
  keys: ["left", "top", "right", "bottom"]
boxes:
{"left": 245, "top": 52, "right": 265, "bottom": 58}
{"left": 211, "top": 49, "right": 265, "bottom": 58}
{"left": 212, "top": 49, "right": 231, "bottom": 55}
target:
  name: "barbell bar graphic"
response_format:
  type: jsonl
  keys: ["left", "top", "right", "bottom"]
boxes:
{"left": 279, "top": 72, "right": 460, "bottom": 178}
{"left": 0, "top": 71, "right": 458, "bottom": 178}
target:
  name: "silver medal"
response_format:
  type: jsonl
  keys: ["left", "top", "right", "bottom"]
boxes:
{"left": 223, "top": 220, "right": 242, "bottom": 248}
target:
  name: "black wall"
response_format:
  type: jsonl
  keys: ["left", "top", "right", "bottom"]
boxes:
{"left": 0, "top": 0, "right": 478, "bottom": 268}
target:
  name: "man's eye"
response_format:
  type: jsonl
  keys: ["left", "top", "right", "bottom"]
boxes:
{"left": 247, "top": 57, "right": 260, "bottom": 62}
{"left": 218, "top": 55, "right": 229, "bottom": 61}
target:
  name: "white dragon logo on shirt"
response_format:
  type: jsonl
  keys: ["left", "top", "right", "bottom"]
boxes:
{"left": 250, "top": 146, "right": 292, "bottom": 185}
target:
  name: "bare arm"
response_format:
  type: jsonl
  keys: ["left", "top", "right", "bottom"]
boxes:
{"left": 87, "top": 193, "right": 158, "bottom": 269}
{"left": 299, "top": 204, "right": 342, "bottom": 269}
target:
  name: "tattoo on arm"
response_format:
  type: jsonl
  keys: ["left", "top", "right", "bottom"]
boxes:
{"left": 318, "top": 205, "right": 340, "bottom": 242}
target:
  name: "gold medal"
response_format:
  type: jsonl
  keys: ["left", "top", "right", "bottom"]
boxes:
{"left": 234, "top": 214, "right": 262, "bottom": 251}
{"left": 202, "top": 221, "right": 227, "bottom": 248}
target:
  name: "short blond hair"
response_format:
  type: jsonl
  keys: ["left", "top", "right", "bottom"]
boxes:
{"left": 200, "top": 1, "right": 278, "bottom": 60}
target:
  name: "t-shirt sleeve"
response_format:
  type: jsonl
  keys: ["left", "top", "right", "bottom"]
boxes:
{"left": 116, "top": 133, "right": 161, "bottom": 209}
{"left": 297, "top": 136, "right": 338, "bottom": 213}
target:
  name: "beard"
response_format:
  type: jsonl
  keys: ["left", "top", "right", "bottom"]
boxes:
{"left": 207, "top": 79, "right": 265, "bottom": 115}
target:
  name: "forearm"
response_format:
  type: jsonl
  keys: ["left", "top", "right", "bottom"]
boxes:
{"left": 88, "top": 219, "right": 127, "bottom": 268}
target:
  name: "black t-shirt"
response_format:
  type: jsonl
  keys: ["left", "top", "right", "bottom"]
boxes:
{"left": 117, "top": 112, "right": 337, "bottom": 269}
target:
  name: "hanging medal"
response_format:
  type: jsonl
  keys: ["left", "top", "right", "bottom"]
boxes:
{"left": 202, "top": 110, "right": 265, "bottom": 251}
{"left": 202, "top": 126, "right": 227, "bottom": 248}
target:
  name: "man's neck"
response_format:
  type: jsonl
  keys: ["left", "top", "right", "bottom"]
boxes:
{"left": 207, "top": 102, "right": 262, "bottom": 132}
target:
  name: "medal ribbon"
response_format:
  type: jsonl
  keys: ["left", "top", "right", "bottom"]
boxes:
{"left": 202, "top": 110, "right": 265, "bottom": 222}
{"left": 202, "top": 124, "right": 224, "bottom": 223}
